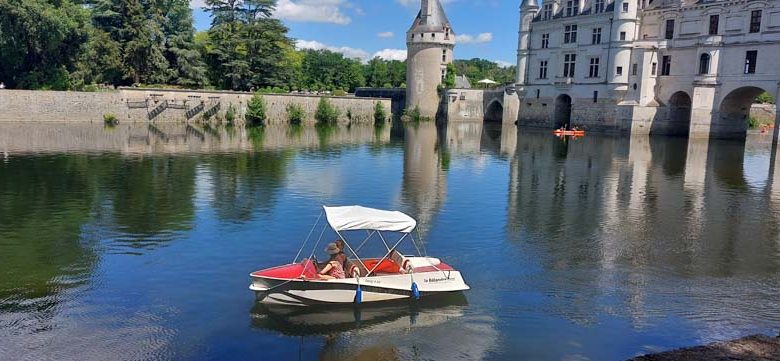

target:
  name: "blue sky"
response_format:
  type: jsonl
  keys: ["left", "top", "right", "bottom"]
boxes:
{"left": 191, "top": 0, "right": 519, "bottom": 66}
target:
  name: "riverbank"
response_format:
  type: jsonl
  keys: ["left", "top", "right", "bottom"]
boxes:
{"left": 630, "top": 334, "right": 780, "bottom": 360}
{"left": 0, "top": 88, "right": 391, "bottom": 124}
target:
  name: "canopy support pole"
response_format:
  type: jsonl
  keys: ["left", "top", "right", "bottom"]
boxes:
{"left": 377, "top": 231, "right": 392, "bottom": 253}
{"left": 335, "top": 230, "right": 368, "bottom": 274}
{"left": 353, "top": 230, "right": 376, "bottom": 253}
{"left": 366, "top": 233, "right": 409, "bottom": 277}
{"left": 293, "top": 211, "right": 324, "bottom": 263}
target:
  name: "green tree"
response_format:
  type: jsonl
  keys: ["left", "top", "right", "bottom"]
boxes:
{"left": 246, "top": 93, "right": 267, "bottom": 126}
{"left": 0, "top": 0, "right": 93, "bottom": 89}
{"left": 453, "top": 58, "right": 516, "bottom": 85}
{"left": 365, "top": 57, "right": 390, "bottom": 88}
{"left": 204, "top": 0, "right": 293, "bottom": 91}
{"left": 92, "top": 0, "right": 170, "bottom": 85}
{"left": 159, "top": 0, "right": 210, "bottom": 87}
{"left": 300, "top": 49, "right": 365, "bottom": 92}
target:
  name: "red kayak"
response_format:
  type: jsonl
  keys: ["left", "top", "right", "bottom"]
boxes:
{"left": 553, "top": 130, "right": 586, "bottom": 136}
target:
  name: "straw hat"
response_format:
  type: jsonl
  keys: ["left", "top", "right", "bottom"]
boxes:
{"left": 324, "top": 243, "right": 340, "bottom": 255}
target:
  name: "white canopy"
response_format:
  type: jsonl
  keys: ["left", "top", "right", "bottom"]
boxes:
{"left": 323, "top": 206, "right": 417, "bottom": 233}
{"left": 477, "top": 79, "right": 497, "bottom": 84}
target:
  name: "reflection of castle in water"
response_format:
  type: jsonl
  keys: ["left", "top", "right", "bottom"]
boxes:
{"left": 507, "top": 131, "right": 780, "bottom": 328}
{"left": 399, "top": 122, "right": 519, "bottom": 235}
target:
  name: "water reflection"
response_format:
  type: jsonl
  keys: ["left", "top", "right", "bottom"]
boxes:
{"left": 251, "top": 295, "right": 499, "bottom": 361}
{"left": 1, "top": 121, "right": 780, "bottom": 360}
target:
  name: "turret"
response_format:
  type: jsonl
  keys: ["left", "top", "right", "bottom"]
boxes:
{"left": 406, "top": 0, "right": 456, "bottom": 118}
{"left": 517, "top": 0, "right": 540, "bottom": 85}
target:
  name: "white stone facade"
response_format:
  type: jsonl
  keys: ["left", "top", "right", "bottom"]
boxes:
{"left": 517, "top": 0, "right": 780, "bottom": 138}
{"left": 407, "top": 0, "right": 456, "bottom": 118}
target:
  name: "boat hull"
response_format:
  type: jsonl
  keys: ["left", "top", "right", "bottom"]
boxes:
{"left": 251, "top": 271, "right": 470, "bottom": 306}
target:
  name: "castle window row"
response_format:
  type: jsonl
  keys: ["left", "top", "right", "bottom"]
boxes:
{"left": 648, "top": 9, "right": 764, "bottom": 40}
{"left": 535, "top": 0, "right": 618, "bottom": 21}
{"left": 534, "top": 50, "right": 759, "bottom": 80}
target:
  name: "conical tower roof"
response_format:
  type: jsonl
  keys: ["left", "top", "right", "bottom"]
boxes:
{"left": 521, "top": 0, "right": 540, "bottom": 8}
{"left": 408, "top": 0, "right": 453, "bottom": 33}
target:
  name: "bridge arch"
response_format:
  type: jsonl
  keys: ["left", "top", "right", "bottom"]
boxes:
{"left": 667, "top": 91, "right": 692, "bottom": 136}
{"left": 715, "top": 86, "right": 771, "bottom": 139}
{"left": 554, "top": 94, "right": 573, "bottom": 129}
{"left": 484, "top": 99, "right": 504, "bottom": 122}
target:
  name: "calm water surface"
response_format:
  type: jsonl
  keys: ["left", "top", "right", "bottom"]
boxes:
{"left": 1, "top": 121, "right": 780, "bottom": 360}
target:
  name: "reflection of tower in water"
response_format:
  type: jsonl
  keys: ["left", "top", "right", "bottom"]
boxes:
{"left": 400, "top": 122, "right": 448, "bottom": 237}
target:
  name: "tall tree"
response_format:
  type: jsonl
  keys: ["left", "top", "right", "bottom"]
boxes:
{"left": 0, "top": 0, "right": 93, "bottom": 89}
{"left": 204, "top": 0, "right": 293, "bottom": 90}
{"left": 158, "top": 0, "right": 209, "bottom": 87}
{"left": 93, "top": 0, "right": 169, "bottom": 85}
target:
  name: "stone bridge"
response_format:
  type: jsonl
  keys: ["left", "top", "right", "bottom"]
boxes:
{"left": 444, "top": 86, "right": 520, "bottom": 123}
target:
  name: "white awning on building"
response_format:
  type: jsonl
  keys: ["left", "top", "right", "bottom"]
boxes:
{"left": 323, "top": 206, "right": 417, "bottom": 233}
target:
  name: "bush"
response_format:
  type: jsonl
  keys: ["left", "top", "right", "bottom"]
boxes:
{"left": 402, "top": 106, "right": 429, "bottom": 122}
{"left": 286, "top": 103, "right": 306, "bottom": 124}
{"left": 314, "top": 97, "right": 340, "bottom": 124}
{"left": 245, "top": 93, "right": 267, "bottom": 126}
{"left": 374, "top": 102, "right": 387, "bottom": 123}
{"left": 749, "top": 116, "right": 760, "bottom": 129}
{"left": 103, "top": 113, "right": 118, "bottom": 126}
{"left": 225, "top": 104, "right": 237, "bottom": 124}
{"left": 333, "top": 89, "right": 347, "bottom": 96}
{"left": 755, "top": 92, "right": 776, "bottom": 105}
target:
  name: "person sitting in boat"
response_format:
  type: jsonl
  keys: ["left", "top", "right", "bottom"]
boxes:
{"left": 334, "top": 239, "right": 348, "bottom": 268}
{"left": 317, "top": 243, "right": 346, "bottom": 280}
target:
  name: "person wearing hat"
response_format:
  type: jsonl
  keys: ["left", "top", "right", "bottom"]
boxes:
{"left": 317, "top": 243, "right": 346, "bottom": 279}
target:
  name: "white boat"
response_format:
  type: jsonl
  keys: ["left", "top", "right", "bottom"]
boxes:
{"left": 250, "top": 206, "right": 470, "bottom": 306}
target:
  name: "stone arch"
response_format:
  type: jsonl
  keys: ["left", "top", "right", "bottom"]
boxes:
{"left": 715, "top": 86, "right": 769, "bottom": 139}
{"left": 667, "top": 91, "right": 692, "bottom": 136}
{"left": 484, "top": 99, "right": 504, "bottom": 122}
{"left": 554, "top": 94, "right": 573, "bottom": 128}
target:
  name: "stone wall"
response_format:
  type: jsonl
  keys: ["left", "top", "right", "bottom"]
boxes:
{"left": 0, "top": 88, "right": 392, "bottom": 124}
{"left": 354, "top": 88, "right": 406, "bottom": 116}
{"left": 751, "top": 104, "right": 777, "bottom": 123}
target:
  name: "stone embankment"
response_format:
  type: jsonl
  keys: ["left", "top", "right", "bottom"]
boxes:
{"left": 0, "top": 88, "right": 391, "bottom": 124}
{"left": 629, "top": 334, "right": 780, "bottom": 361}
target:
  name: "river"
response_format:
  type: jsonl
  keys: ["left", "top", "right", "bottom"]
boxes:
{"left": 1, "top": 121, "right": 779, "bottom": 360}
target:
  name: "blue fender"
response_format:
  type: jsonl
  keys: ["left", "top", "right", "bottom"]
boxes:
{"left": 411, "top": 281, "right": 420, "bottom": 300}
{"left": 354, "top": 284, "right": 363, "bottom": 304}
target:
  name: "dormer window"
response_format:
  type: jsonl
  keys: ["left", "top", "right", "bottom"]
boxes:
{"left": 543, "top": 4, "right": 553, "bottom": 20}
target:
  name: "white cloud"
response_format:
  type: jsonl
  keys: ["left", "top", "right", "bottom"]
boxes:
{"left": 456, "top": 32, "right": 493, "bottom": 44}
{"left": 190, "top": 0, "right": 352, "bottom": 25}
{"left": 378, "top": 31, "right": 395, "bottom": 38}
{"left": 296, "top": 40, "right": 406, "bottom": 62}
{"left": 296, "top": 40, "right": 369, "bottom": 60}
{"left": 276, "top": 0, "right": 352, "bottom": 25}
{"left": 372, "top": 49, "right": 407, "bottom": 61}
{"left": 495, "top": 60, "right": 515, "bottom": 68}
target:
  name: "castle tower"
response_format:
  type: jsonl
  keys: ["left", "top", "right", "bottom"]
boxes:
{"left": 406, "top": 0, "right": 455, "bottom": 118}
{"left": 516, "top": 0, "right": 539, "bottom": 85}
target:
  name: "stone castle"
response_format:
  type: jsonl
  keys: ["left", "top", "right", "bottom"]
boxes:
{"left": 516, "top": 0, "right": 780, "bottom": 139}
{"left": 402, "top": 0, "right": 780, "bottom": 140}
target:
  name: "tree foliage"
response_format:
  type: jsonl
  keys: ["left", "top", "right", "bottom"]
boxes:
{"left": 453, "top": 58, "right": 516, "bottom": 85}
{"left": 0, "top": 1, "right": 510, "bottom": 93}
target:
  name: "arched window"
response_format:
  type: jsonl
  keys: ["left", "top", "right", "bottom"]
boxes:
{"left": 699, "top": 53, "right": 710, "bottom": 74}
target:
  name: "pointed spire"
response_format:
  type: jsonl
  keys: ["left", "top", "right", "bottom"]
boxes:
{"left": 521, "top": 0, "right": 540, "bottom": 9}
{"left": 409, "top": 0, "right": 453, "bottom": 33}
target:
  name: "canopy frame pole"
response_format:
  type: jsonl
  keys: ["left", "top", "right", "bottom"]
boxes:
{"left": 335, "top": 230, "right": 368, "bottom": 274}
{"left": 377, "top": 231, "right": 392, "bottom": 253}
{"left": 366, "top": 233, "right": 409, "bottom": 277}
{"left": 353, "top": 230, "right": 376, "bottom": 253}
{"left": 293, "top": 211, "right": 324, "bottom": 263}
